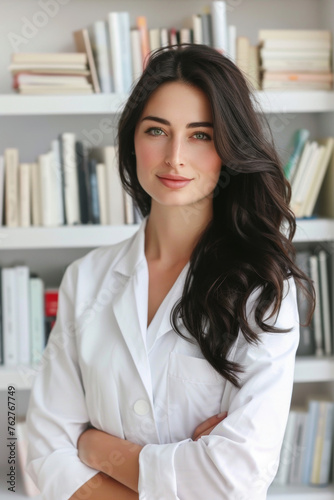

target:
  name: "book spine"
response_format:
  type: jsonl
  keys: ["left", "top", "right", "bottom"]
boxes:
{"left": 319, "top": 403, "right": 334, "bottom": 485}
{"left": 50, "top": 139, "right": 65, "bottom": 226}
{"left": 15, "top": 266, "right": 30, "bottom": 365}
{"left": 301, "top": 400, "right": 320, "bottom": 484}
{"left": 131, "top": 29, "right": 144, "bottom": 83}
{"left": 104, "top": 146, "right": 125, "bottom": 225}
{"left": 75, "top": 141, "right": 90, "bottom": 225}
{"left": 4, "top": 148, "right": 19, "bottom": 227}
{"left": 29, "top": 277, "right": 45, "bottom": 365}
{"left": 91, "top": 20, "right": 113, "bottom": 93}
{"left": 211, "top": 1, "right": 228, "bottom": 53}
{"left": 0, "top": 156, "right": 4, "bottom": 226}
{"left": 2, "top": 268, "right": 18, "bottom": 366}
{"left": 19, "top": 163, "right": 31, "bottom": 227}
{"left": 89, "top": 159, "right": 100, "bottom": 224}
{"left": 61, "top": 133, "right": 81, "bottom": 225}
{"left": 309, "top": 255, "right": 324, "bottom": 356}
{"left": 119, "top": 12, "right": 133, "bottom": 93}
{"left": 96, "top": 163, "right": 108, "bottom": 225}
{"left": 108, "top": 12, "right": 124, "bottom": 93}
{"left": 137, "top": 16, "right": 150, "bottom": 69}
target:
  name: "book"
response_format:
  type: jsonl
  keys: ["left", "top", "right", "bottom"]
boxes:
{"left": 318, "top": 250, "right": 332, "bottom": 356}
{"left": 60, "top": 133, "right": 81, "bottom": 225}
{"left": 192, "top": 14, "right": 203, "bottom": 44}
{"left": 259, "top": 29, "right": 332, "bottom": 43}
{"left": 303, "top": 138, "right": 334, "bottom": 217}
{"left": 261, "top": 60, "right": 331, "bottom": 72}
{"left": 318, "top": 402, "right": 334, "bottom": 485}
{"left": 288, "top": 410, "right": 308, "bottom": 484}
{"left": 118, "top": 12, "right": 133, "bottom": 93}
{"left": 19, "top": 163, "right": 31, "bottom": 227}
{"left": 301, "top": 399, "right": 321, "bottom": 484}
{"left": 76, "top": 141, "right": 92, "bottom": 224}
{"left": 45, "top": 288, "right": 59, "bottom": 343}
{"left": 137, "top": 16, "right": 150, "bottom": 69}
{"left": 211, "top": 1, "right": 228, "bottom": 54}
{"left": 90, "top": 20, "right": 113, "bottom": 93}
{"left": 283, "top": 129, "right": 310, "bottom": 181}
{"left": 236, "top": 36, "right": 250, "bottom": 77}
{"left": 263, "top": 72, "right": 333, "bottom": 83}
{"left": 12, "top": 52, "right": 88, "bottom": 64}
{"left": 96, "top": 163, "right": 108, "bottom": 225}
{"left": 4, "top": 148, "right": 19, "bottom": 227}
{"left": 9, "top": 62, "right": 88, "bottom": 71}
{"left": 0, "top": 156, "right": 4, "bottom": 226}
{"left": 290, "top": 141, "right": 317, "bottom": 207}
{"left": 295, "top": 251, "right": 315, "bottom": 357}
{"left": 314, "top": 140, "right": 334, "bottom": 218}
{"left": 103, "top": 146, "right": 125, "bottom": 225}
{"left": 73, "top": 28, "right": 101, "bottom": 93}
{"left": 149, "top": 28, "right": 161, "bottom": 52}
{"left": 38, "top": 152, "right": 56, "bottom": 226}
{"left": 260, "top": 48, "right": 331, "bottom": 61}
{"left": 309, "top": 254, "right": 324, "bottom": 357}
{"left": 50, "top": 139, "right": 65, "bottom": 226}
{"left": 15, "top": 266, "right": 30, "bottom": 365}
{"left": 19, "top": 87, "right": 93, "bottom": 94}
{"left": 30, "top": 162, "right": 41, "bottom": 226}
{"left": 131, "top": 29, "right": 143, "bottom": 83}
{"left": 88, "top": 158, "right": 100, "bottom": 224}
{"left": 273, "top": 410, "right": 298, "bottom": 484}
{"left": 1, "top": 268, "right": 18, "bottom": 366}
{"left": 29, "top": 276, "right": 45, "bottom": 366}
{"left": 201, "top": 13, "right": 213, "bottom": 47}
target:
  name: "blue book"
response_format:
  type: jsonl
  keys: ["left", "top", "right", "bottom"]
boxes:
{"left": 284, "top": 128, "right": 310, "bottom": 181}
{"left": 301, "top": 400, "right": 320, "bottom": 484}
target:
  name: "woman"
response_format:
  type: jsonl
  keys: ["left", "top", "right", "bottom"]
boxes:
{"left": 26, "top": 44, "right": 314, "bottom": 500}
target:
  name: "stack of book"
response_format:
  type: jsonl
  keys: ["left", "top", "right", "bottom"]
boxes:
{"left": 0, "top": 140, "right": 141, "bottom": 228}
{"left": 273, "top": 399, "right": 334, "bottom": 487}
{"left": 9, "top": 52, "right": 94, "bottom": 94}
{"left": 259, "top": 30, "right": 333, "bottom": 91}
{"left": 0, "top": 265, "right": 58, "bottom": 367}
{"left": 283, "top": 128, "right": 334, "bottom": 218}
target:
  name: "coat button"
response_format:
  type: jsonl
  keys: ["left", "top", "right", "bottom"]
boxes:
{"left": 133, "top": 399, "right": 150, "bottom": 415}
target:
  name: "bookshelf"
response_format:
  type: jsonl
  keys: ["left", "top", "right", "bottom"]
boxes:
{"left": 1, "top": 0, "right": 334, "bottom": 499}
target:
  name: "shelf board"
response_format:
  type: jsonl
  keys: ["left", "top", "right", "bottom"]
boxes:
{"left": 268, "top": 484, "right": 334, "bottom": 499}
{"left": 1, "top": 356, "right": 333, "bottom": 391}
{"left": 0, "top": 218, "right": 331, "bottom": 250}
{"left": 1, "top": 91, "right": 334, "bottom": 115}
{"left": 0, "top": 224, "right": 139, "bottom": 249}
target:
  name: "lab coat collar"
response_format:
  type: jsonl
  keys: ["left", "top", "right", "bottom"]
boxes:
{"left": 113, "top": 215, "right": 148, "bottom": 277}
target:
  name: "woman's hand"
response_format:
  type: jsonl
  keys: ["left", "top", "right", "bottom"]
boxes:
{"left": 192, "top": 411, "right": 227, "bottom": 441}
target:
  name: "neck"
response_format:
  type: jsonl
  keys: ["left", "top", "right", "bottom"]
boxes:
{"left": 144, "top": 200, "right": 213, "bottom": 268}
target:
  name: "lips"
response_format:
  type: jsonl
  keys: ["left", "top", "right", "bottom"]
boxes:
{"left": 157, "top": 174, "right": 192, "bottom": 181}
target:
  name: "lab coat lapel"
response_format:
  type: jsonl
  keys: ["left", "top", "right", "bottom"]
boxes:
{"left": 111, "top": 216, "right": 153, "bottom": 399}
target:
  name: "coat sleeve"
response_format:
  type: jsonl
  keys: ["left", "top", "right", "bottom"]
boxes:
{"left": 25, "top": 262, "right": 100, "bottom": 500}
{"left": 138, "top": 277, "right": 300, "bottom": 500}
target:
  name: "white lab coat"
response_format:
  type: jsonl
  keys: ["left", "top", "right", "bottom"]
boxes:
{"left": 26, "top": 215, "right": 300, "bottom": 500}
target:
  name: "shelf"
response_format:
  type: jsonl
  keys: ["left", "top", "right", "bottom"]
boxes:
{"left": 0, "top": 224, "right": 139, "bottom": 249}
{"left": 294, "top": 356, "right": 334, "bottom": 383}
{"left": 2, "top": 91, "right": 334, "bottom": 115}
{"left": 294, "top": 218, "right": 334, "bottom": 242}
{"left": 268, "top": 484, "right": 334, "bottom": 499}
{"left": 1, "top": 356, "right": 333, "bottom": 391}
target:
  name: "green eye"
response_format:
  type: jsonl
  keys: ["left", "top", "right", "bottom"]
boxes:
{"left": 194, "top": 132, "right": 210, "bottom": 140}
{"left": 146, "top": 127, "right": 165, "bottom": 136}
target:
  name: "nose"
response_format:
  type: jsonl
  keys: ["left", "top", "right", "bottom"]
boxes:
{"left": 164, "top": 135, "right": 185, "bottom": 168}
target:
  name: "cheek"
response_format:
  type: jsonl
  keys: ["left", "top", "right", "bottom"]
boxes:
{"left": 135, "top": 139, "right": 163, "bottom": 168}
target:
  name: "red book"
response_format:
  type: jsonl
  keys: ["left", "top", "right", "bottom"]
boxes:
{"left": 45, "top": 288, "right": 59, "bottom": 342}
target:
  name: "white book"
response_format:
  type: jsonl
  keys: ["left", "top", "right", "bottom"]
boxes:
{"left": 258, "top": 30, "right": 332, "bottom": 42}
{"left": 180, "top": 28, "right": 191, "bottom": 44}
{"left": 228, "top": 25, "right": 237, "bottom": 63}
{"left": 12, "top": 52, "right": 88, "bottom": 64}
{"left": 108, "top": 12, "right": 124, "bottom": 93}
{"left": 30, "top": 162, "right": 41, "bottom": 226}
{"left": 17, "top": 74, "right": 91, "bottom": 86}
{"left": 160, "top": 28, "right": 169, "bottom": 48}
{"left": 2, "top": 268, "right": 18, "bottom": 366}
{"left": 131, "top": 29, "right": 143, "bottom": 83}
{"left": 260, "top": 48, "right": 331, "bottom": 60}
{"left": 19, "top": 163, "right": 31, "bottom": 227}
{"left": 96, "top": 163, "right": 108, "bottom": 225}
{"left": 319, "top": 402, "right": 334, "bottom": 485}
{"left": 309, "top": 255, "right": 324, "bottom": 357}
{"left": 261, "top": 60, "right": 331, "bottom": 72}
{"left": 192, "top": 14, "right": 203, "bottom": 44}
{"left": 15, "top": 266, "right": 30, "bottom": 365}
{"left": 124, "top": 191, "right": 134, "bottom": 224}
{"left": 103, "top": 146, "right": 125, "bottom": 225}
{"left": 50, "top": 139, "right": 65, "bottom": 226}
{"left": 290, "top": 141, "right": 316, "bottom": 206}
{"left": 263, "top": 39, "right": 332, "bottom": 50}
{"left": 61, "top": 133, "right": 81, "bottom": 225}
{"left": 292, "top": 144, "right": 323, "bottom": 217}
{"left": 318, "top": 250, "right": 331, "bottom": 356}
{"left": 91, "top": 20, "right": 113, "bottom": 93}
{"left": 4, "top": 148, "right": 19, "bottom": 227}
{"left": 119, "top": 12, "right": 133, "bottom": 93}
{"left": 38, "top": 152, "right": 55, "bottom": 226}
{"left": 0, "top": 156, "right": 4, "bottom": 226}
{"left": 149, "top": 28, "right": 161, "bottom": 52}
{"left": 29, "top": 276, "right": 45, "bottom": 366}
{"left": 304, "top": 138, "right": 334, "bottom": 217}
{"left": 211, "top": 1, "right": 228, "bottom": 54}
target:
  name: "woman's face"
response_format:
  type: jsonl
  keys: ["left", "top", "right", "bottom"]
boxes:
{"left": 134, "top": 81, "right": 222, "bottom": 212}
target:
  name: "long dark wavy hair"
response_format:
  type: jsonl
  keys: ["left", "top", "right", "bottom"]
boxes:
{"left": 117, "top": 44, "right": 315, "bottom": 387}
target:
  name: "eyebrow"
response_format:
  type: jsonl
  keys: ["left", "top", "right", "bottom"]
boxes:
{"left": 140, "top": 115, "right": 213, "bottom": 128}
